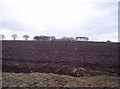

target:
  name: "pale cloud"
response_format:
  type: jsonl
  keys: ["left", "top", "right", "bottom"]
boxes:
{"left": 97, "top": 32, "right": 118, "bottom": 42}
{"left": 0, "top": 0, "right": 118, "bottom": 42}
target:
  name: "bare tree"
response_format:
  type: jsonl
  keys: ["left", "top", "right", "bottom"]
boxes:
{"left": 23, "top": 35, "right": 29, "bottom": 40}
{"left": 0, "top": 34, "right": 5, "bottom": 40}
{"left": 12, "top": 34, "right": 18, "bottom": 40}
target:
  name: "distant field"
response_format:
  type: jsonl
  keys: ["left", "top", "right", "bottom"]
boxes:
{"left": 2, "top": 72, "right": 119, "bottom": 87}
{"left": 2, "top": 41, "right": 119, "bottom": 77}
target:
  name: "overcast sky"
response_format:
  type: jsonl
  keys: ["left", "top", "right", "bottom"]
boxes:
{"left": 0, "top": 0, "right": 119, "bottom": 42}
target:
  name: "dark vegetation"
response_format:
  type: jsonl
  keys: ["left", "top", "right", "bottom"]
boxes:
{"left": 2, "top": 41, "right": 119, "bottom": 77}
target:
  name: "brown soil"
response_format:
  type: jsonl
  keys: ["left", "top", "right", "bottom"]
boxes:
{"left": 2, "top": 73, "right": 119, "bottom": 87}
{"left": 2, "top": 41, "right": 119, "bottom": 77}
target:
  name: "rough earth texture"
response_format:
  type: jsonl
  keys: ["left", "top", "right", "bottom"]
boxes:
{"left": 2, "top": 41, "right": 119, "bottom": 77}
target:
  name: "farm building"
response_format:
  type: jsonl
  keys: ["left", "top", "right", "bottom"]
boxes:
{"left": 34, "top": 35, "right": 56, "bottom": 41}
{"left": 59, "top": 37, "right": 74, "bottom": 41}
{"left": 76, "top": 37, "right": 89, "bottom": 41}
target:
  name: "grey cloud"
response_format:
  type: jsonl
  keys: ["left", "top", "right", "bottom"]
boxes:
{"left": 83, "top": 2, "right": 117, "bottom": 34}
{"left": 1, "top": 18, "right": 30, "bottom": 32}
{"left": 0, "top": 1, "right": 118, "bottom": 41}
{"left": 94, "top": 2, "right": 117, "bottom": 9}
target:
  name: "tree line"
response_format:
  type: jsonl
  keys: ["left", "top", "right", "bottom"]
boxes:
{"left": 0, "top": 34, "right": 29, "bottom": 40}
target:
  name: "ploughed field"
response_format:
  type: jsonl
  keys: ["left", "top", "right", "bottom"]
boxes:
{"left": 2, "top": 41, "right": 119, "bottom": 77}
